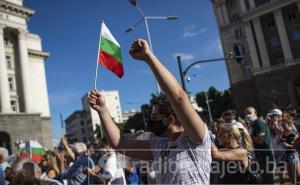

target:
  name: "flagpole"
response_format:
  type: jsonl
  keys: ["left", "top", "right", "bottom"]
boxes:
{"left": 94, "top": 20, "right": 104, "bottom": 90}
{"left": 60, "top": 113, "right": 65, "bottom": 137}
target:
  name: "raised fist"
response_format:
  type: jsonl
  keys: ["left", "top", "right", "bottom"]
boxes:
{"left": 129, "top": 39, "right": 152, "bottom": 61}
{"left": 89, "top": 90, "right": 106, "bottom": 112}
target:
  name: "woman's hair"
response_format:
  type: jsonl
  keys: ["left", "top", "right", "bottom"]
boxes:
{"left": 220, "top": 124, "right": 253, "bottom": 151}
{"left": 11, "top": 158, "right": 45, "bottom": 185}
{"left": 282, "top": 113, "right": 294, "bottom": 125}
{"left": 11, "top": 169, "right": 45, "bottom": 185}
{"left": 43, "top": 151, "right": 60, "bottom": 176}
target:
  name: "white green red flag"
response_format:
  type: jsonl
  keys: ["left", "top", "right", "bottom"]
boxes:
{"left": 98, "top": 22, "right": 124, "bottom": 78}
{"left": 19, "top": 140, "right": 46, "bottom": 163}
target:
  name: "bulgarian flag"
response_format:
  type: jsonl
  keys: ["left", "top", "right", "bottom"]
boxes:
{"left": 98, "top": 22, "right": 124, "bottom": 78}
{"left": 19, "top": 140, "right": 46, "bottom": 163}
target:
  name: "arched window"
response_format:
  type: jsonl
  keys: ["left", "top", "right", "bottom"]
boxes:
{"left": 0, "top": 132, "right": 11, "bottom": 154}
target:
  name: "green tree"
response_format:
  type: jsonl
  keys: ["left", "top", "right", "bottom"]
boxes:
{"left": 196, "top": 86, "right": 234, "bottom": 120}
{"left": 94, "top": 124, "right": 102, "bottom": 139}
{"left": 123, "top": 112, "right": 145, "bottom": 133}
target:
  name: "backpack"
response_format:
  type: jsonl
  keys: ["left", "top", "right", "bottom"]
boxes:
{"left": 246, "top": 152, "right": 263, "bottom": 184}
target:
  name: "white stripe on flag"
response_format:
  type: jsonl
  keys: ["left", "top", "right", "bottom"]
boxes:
{"left": 100, "top": 22, "right": 120, "bottom": 47}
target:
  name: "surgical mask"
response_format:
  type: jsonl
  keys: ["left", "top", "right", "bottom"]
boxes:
{"left": 245, "top": 114, "right": 257, "bottom": 123}
{"left": 148, "top": 119, "right": 169, "bottom": 137}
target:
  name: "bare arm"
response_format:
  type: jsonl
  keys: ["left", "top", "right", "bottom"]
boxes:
{"left": 89, "top": 90, "right": 153, "bottom": 161}
{"left": 129, "top": 39, "right": 207, "bottom": 142}
{"left": 61, "top": 136, "right": 75, "bottom": 161}
{"left": 211, "top": 144, "right": 248, "bottom": 166}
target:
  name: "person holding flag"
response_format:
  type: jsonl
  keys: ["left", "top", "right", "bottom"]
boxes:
{"left": 89, "top": 22, "right": 211, "bottom": 184}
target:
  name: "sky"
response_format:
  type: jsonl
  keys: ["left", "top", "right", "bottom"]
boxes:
{"left": 24, "top": 0, "right": 230, "bottom": 141}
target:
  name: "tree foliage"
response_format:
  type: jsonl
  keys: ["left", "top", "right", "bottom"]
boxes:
{"left": 196, "top": 86, "right": 234, "bottom": 121}
{"left": 123, "top": 112, "right": 145, "bottom": 133}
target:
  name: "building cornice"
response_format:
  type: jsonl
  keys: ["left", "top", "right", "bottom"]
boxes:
{"left": 0, "top": 0, "right": 35, "bottom": 20}
{"left": 28, "top": 49, "right": 49, "bottom": 60}
{"left": 231, "top": 60, "right": 300, "bottom": 86}
{"left": 241, "top": 0, "right": 298, "bottom": 22}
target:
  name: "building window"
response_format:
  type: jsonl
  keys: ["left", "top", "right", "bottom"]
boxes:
{"left": 83, "top": 137, "right": 86, "bottom": 142}
{"left": 80, "top": 121, "right": 84, "bottom": 126}
{"left": 267, "top": 19, "right": 275, "bottom": 29}
{"left": 227, "top": 0, "right": 237, "bottom": 9}
{"left": 81, "top": 128, "right": 85, "bottom": 133}
{"left": 234, "top": 28, "right": 244, "bottom": 39}
{"left": 11, "top": 101, "right": 17, "bottom": 112}
{"left": 271, "top": 37, "right": 281, "bottom": 47}
{"left": 233, "top": 43, "right": 245, "bottom": 59}
{"left": 232, "top": 13, "right": 240, "bottom": 21}
{"left": 6, "top": 56, "right": 12, "bottom": 69}
{"left": 292, "top": 30, "right": 300, "bottom": 41}
{"left": 287, "top": 12, "right": 297, "bottom": 22}
{"left": 8, "top": 77, "right": 14, "bottom": 90}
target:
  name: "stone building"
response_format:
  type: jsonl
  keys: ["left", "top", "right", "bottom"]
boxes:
{"left": 65, "top": 91, "right": 123, "bottom": 143}
{"left": 0, "top": 0, "right": 53, "bottom": 153}
{"left": 211, "top": 0, "right": 300, "bottom": 114}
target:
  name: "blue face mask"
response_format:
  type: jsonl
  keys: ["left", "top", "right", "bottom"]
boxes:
{"left": 246, "top": 114, "right": 257, "bottom": 123}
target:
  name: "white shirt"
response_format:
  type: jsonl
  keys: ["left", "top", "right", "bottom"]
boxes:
{"left": 98, "top": 153, "right": 126, "bottom": 185}
{"left": 149, "top": 128, "right": 212, "bottom": 184}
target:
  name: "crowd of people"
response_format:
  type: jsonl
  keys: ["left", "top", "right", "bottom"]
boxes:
{"left": 1, "top": 39, "right": 300, "bottom": 185}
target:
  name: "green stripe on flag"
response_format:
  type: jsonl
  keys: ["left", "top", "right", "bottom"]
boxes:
{"left": 100, "top": 37, "right": 122, "bottom": 63}
{"left": 20, "top": 147, "right": 46, "bottom": 155}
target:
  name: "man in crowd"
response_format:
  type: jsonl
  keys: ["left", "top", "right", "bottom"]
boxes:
{"left": 245, "top": 106, "right": 275, "bottom": 184}
{"left": 58, "top": 142, "right": 95, "bottom": 185}
{"left": 89, "top": 39, "right": 211, "bottom": 184}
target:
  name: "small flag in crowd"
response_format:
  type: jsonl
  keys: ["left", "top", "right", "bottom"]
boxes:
{"left": 98, "top": 22, "right": 124, "bottom": 78}
{"left": 19, "top": 140, "right": 46, "bottom": 163}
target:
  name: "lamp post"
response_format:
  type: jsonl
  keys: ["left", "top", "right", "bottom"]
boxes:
{"left": 126, "top": 0, "right": 178, "bottom": 94}
{"left": 186, "top": 74, "right": 213, "bottom": 124}
{"left": 176, "top": 53, "right": 244, "bottom": 93}
{"left": 177, "top": 53, "right": 244, "bottom": 123}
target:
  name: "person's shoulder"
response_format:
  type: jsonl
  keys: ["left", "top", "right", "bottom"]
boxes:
{"left": 184, "top": 127, "right": 211, "bottom": 146}
{"left": 255, "top": 119, "right": 267, "bottom": 127}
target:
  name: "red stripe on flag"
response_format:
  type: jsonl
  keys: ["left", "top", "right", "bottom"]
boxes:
{"left": 19, "top": 153, "right": 44, "bottom": 163}
{"left": 99, "top": 50, "right": 124, "bottom": 78}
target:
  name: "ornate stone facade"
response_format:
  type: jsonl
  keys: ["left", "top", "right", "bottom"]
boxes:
{"left": 0, "top": 0, "right": 53, "bottom": 153}
{"left": 211, "top": 0, "right": 300, "bottom": 114}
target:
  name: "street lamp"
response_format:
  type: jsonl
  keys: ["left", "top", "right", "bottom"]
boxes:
{"left": 176, "top": 54, "right": 244, "bottom": 93}
{"left": 126, "top": 0, "right": 178, "bottom": 94}
{"left": 176, "top": 54, "right": 244, "bottom": 123}
{"left": 186, "top": 74, "right": 213, "bottom": 124}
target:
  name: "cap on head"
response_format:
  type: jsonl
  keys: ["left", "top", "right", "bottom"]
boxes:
{"left": 268, "top": 109, "right": 282, "bottom": 116}
{"left": 72, "top": 142, "right": 87, "bottom": 154}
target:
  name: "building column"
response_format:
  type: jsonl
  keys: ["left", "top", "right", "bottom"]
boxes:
{"left": 0, "top": 25, "right": 11, "bottom": 113}
{"left": 297, "top": 2, "right": 300, "bottom": 16}
{"left": 253, "top": 18, "right": 271, "bottom": 68}
{"left": 245, "top": 22, "right": 261, "bottom": 71}
{"left": 221, "top": 3, "right": 230, "bottom": 25}
{"left": 240, "top": 0, "right": 247, "bottom": 13}
{"left": 18, "top": 30, "right": 32, "bottom": 113}
{"left": 274, "top": 10, "right": 294, "bottom": 62}
{"left": 216, "top": 6, "right": 224, "bottom": 26}
{"left": 249, "top": 0, "right": 256, "bottom": 9}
